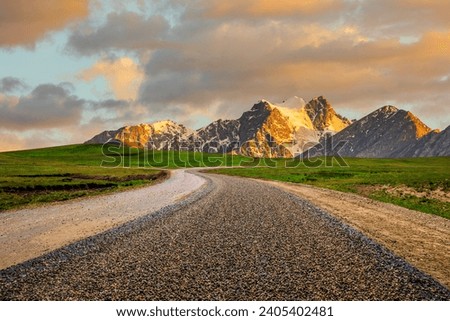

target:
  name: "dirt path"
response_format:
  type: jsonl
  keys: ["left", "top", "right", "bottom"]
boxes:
{"left": 262, "top": 180, "right": 450, "bottom": 289}
{"left": 0, "top": 169, "right": 206, "bottom": 270}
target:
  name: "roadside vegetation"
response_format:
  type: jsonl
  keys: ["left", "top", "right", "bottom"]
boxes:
{"left": 1, "top": 144, "right": 449, "bottom": 218}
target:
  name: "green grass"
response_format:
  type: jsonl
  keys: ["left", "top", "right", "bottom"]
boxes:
{"left": 2, "top": 143, "right": 255, "bottom": 168}
{"left": 0, "top": 144, "right": 167, "bottom": 211}
{"left": 209, "top": 157, "right": 450, "bottom": 219}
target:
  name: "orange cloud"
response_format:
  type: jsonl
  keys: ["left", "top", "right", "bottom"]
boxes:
{"left": 0, "top": 131, "right": 27, "bottom": 152}
{"left": 139, "top": 14, "right": 450, "bottom": 128}
{"left": 0, "top": 0, "right": 89, "bottom": 47}
{"left": 199, "top": 0, "right": 341, "bottom": 18}
{"left": 80, "top": 57, "right": 144, "bottom": 101}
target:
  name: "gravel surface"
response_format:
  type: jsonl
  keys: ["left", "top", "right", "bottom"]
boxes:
{"left": 1, "top": 172, "right": 449, "bottom": 300}
{"left": 263, "top": 179, "right": 450, "bottom": 289}
{"left": 0, "top": 169, "right": 205, "bottom": 269}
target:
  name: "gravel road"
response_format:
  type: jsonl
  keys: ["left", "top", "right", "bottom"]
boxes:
{"left": 0, "top": 169, "right": 205, "bottom": 269}
{"left": 264, "top": 179, "right": 450, "bottom": 289}
{"left": 1, "top": 172, "right": 449, "bottom": 300}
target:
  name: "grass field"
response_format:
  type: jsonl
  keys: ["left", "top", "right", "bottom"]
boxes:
{"left": 0, "top": 144, "right": 167, "bottom": 211}
{"left": 1, "top": 144, "right": 449, "bottom": 218}
{"left": 1, "top": 143, "right": 254, "bottom": 168}
{"left": 210, "top": 157, "right": 450, "bottom": 219}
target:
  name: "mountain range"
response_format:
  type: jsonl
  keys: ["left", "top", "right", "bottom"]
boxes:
{"left": 305, "top": 105, "right": 450, "bottom": 158}
{"left": 85, "top": 96, "right": 450, "bottom": 158}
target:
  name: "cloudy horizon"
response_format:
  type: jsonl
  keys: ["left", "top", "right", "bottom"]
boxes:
{"left": 1, "top": 0, "right": 449, "bottom": 151}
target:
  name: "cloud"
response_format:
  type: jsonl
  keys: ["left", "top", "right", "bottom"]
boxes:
{"left": 352, "top": 0, "right": 450, "bottom": 37}
{"left": 133, "top": 2, "right": 450, "bottom": 128}
{"left": 79, "top": 56, "right": 144, "bottom": 100}
{"left": 66, "top": 11, "right": 170, "bottom": 55}
{"left": 0, "top": 77, "right": 28, "bottom": 93}
{"left": 136, "top": 20, "right": 372, "bottom": 118}
{"left": 0, "top": 83, "right": 85, "bottom": 130}
{"left": 0, "top": 0, "right": 89, "bottom": 47}
{"left": 0, "top": 129, "right": 69, "bottom": 152}
{"left": 181, "top": 0, "right": 343, "bottom": 19}
{"left": 92, "top": 99, "right": 131, "bottom": 109}
{"left": 0, "top": 131, "right": 27, "bottom": 152}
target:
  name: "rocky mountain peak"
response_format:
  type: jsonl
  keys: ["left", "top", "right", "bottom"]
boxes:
{"left": 279, "top": 96, "right": 306, "bottom": 109}
{"left": 252, "top": 100, "right": 274, "bottom": 112}
{"left": 307, "top": 104, "right": 435, "bottom": 158}
{"left": 405, "top": 111, "right": 432, "bottom": 139}
{"left": 85, "top": 119, "right": 192, "bottom": 149}
{"left": 374, "top": 105, "right": 399, "bottom": 117}
{"left": 366, "top": 106, "right": 430, "bottom": 138}
{"left": 304, "top": 96, "right": 351, "bottom": 132}
{"left": 152, "top": 119, "right": 178, "bottom": 128}
{"left": 314, "top": 95, "right": 329, "bottom": 105}
{"left": 365, "top": 106, "right": 398, "bottom": 122}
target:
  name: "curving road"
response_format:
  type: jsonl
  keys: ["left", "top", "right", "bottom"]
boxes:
{"left": 1, "top": 171, "right": 449, "bottom": 300}
{"left": 0, "top": 169, "right": 205, "bottom": 269}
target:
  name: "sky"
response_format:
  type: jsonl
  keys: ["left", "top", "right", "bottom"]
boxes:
{"left": 0, "top": 0, "right": 449, "bottom": 151}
